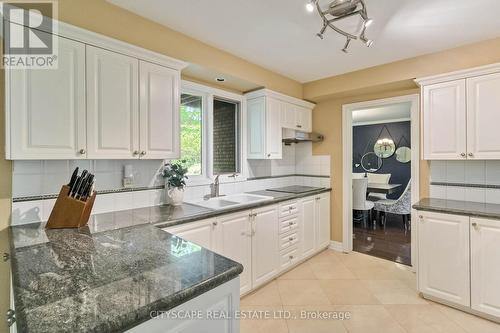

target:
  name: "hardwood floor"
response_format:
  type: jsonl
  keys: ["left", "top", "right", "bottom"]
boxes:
{"left": 353, "top": 213, "right": 411, "bottom": 266}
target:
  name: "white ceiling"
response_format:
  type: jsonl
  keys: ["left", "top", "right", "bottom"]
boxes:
{"left": 352, "top": 102, "right": 411, "bottom": 126}
{"left": 108, "top": 0, "right": 500, "bottom": 83}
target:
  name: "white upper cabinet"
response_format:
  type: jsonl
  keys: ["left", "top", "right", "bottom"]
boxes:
{"left": 8, "top": 34, "right": 86, "bottom": 159}
{"left": 139, "top": 61, "right": 180, "bottom": 159}
{"left": 466, "top": 72, "right": 500, "bottom": 159}
{"left": 470, "top": 217, "right": 500, "bottom": 318}
{"left": 422, "top": 80, "right": 467, "bottom": 160}
{"left": 246, "top": 89, "right": 315, "bottom": 160}
{"left": 295, "top": 106, "right": 312, "bottom": 133}
{"left": 418, "top": 63, "right": 500, "bottom": 160}
{"left": 418, "top": 211, "right": 470, "bottom": 307}
{"left": 86, "top": 46, "right": 139, "bottom": 159}
{"left": 246, "top": 96, "right": 281, "bottom": 159}
{"left": 5, "top": 20, "right": 186, "bottom": 160}
{"left": 265, "top": 97, "right": 283, "bottom": 159}
{"left": 247, "top": 97, "right": 267, "bottom": 159}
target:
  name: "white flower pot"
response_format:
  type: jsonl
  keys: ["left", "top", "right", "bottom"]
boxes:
{"left": 167, "top": 186, "right": 184, "bottom": 206}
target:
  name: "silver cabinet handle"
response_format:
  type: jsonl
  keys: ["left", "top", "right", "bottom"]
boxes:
{"left": 267, "top": 153, "right": 271, "bottom": 158}
{"left": 79, "top": 148, "right": 86, "bottom": 155}
{"left": 133, "top": 150, "right": 140, "bottom": 156}
{"left": 460, "top": 153, "right": 466, "bottom": 158}
{"left": 288, "top": 221, "right": 294, "bottom": 226}
{"left": 212, "top": 221, "right": 218, "bottom": 226}
{"left": 289, "top": 237, "right": 294, "bottom": 241}
{"left": 472, "top": 222, "right": 479, "bottom": 230}
{"left": 140, "top": 151, "right": 147, "bottom": 156}
{"left": 468, "top": 153, "right": 474, "bottom": 157}
{"left": 296, "top": 124, "right": 302, "bottom": 128}
{"left": 289, "top": 255, "right": 294, "bottom": 260}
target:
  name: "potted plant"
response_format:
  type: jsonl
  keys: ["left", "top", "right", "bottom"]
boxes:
{"left": 162, "top": 161, "right": 189, "bottom": 206}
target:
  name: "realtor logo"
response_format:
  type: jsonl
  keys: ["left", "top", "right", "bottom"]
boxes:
{"left": 1, "top": 0, "right": 58, "bottom": 68}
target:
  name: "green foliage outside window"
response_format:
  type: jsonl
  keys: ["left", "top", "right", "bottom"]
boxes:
{"left": 174, "top": 94, "right": 202, "bottom": 175}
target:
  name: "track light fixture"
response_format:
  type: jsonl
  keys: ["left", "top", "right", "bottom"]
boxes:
{"left": 307, "top": 0, "right": 374, "bottom": 53}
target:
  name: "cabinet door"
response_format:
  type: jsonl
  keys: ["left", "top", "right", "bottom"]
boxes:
{"left": 316, "top": 193, "right": 331, "bottom": 250}
{"left": 252, "top": 206, "right": 279, "bottom": 288}
{"left": 164, "top": 219, "right": 216, "bottom": 251}
{"left": 418, "top": 211, "right": 470, "bottom": 307}
{"left": 8, "top": 34, "right": 86, "bottom": 159}
{"left": 466, "top": 72, "right": 500, "bottom": 159}
{"left": 216, "top": 212, "right": 253, "bottom": 294}
{"left": 470, "top": 217, "right": 500, "bottom": 318}
{"left": 422, "top": 80, "right": 467, "bottom": 160}
{"left": 265, "top": 98, "right": 283, "bottom": 159}
{"left": 247, "top": 97, "right": 266, "bottom": 159}
{"left": 301, "top": 197, "right": 316, "bottom": 258}
{"left": 295, "top": 106, "right": 312, "bottom": 132}
{"left": 280, "top": 101, "right": 296, "bottom": 130}
{"left": 86, "top": 46, "right": 139, "bottom": 159}
{"left": 139, "top": 61, "right": 180, "bottom": 159}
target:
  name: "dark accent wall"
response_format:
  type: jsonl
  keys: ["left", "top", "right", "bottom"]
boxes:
{"left": 213, "top": 100, "right": 237, "bottom": 174}
{"left": 352, "top": 121, "right": 411, "bottom": 199}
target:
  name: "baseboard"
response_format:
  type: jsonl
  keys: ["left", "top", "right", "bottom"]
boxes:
{"left": 329, "top": 241, "right": 344, "bottom": 252}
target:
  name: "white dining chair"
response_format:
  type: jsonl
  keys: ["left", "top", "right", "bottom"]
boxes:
{"left": 352, "top": 172, "right": 366, "bottom": 179}
{"left": 367, "top": 173, "right": 391, "bottom": 201}
{"left": 352, "top": 178, "right": 375, "bottom": 228}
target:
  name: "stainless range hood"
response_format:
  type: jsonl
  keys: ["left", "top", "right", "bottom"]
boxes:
{"left": 282, "top": 129, "right": 324, "bottom": 145}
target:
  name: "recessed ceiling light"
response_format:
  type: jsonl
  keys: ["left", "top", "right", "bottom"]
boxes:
{"left": 215, "top": 77, "right": 226, "bottom": 82}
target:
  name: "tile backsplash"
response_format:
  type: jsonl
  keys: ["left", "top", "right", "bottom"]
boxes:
{"left": 11, "top": 142, "right": 331, "bottom": 226}
{"left": 429, "top": 160, "right": 500, "bottom": 204}
{"left": 13, "top": 159, "right": 165, "bottom": 197}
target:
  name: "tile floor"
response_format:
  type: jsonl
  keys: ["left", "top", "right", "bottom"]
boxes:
{"left": 240, "top": 249, "right": 500, "bottom": 333}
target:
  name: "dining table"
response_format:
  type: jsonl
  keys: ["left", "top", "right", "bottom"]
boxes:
{"left": 367, "top": 183, "right": 402, "bottom": 195}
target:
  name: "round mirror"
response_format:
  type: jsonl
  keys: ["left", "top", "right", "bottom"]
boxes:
{"left": 361, "top": 152, "right": 382, "bottom": 172}
{"left": 395, "top": 146, "right": 411, "bottom": 163}
{"left": 374, "top": 138, "right": 396, "bottom": 158}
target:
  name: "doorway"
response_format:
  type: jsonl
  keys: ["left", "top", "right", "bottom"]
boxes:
{"left": 342, "top": 95, "right": 420, "bottom": 269}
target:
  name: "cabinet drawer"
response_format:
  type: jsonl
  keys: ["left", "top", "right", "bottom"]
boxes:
{"left": 279, "top": 201, "right": 299, "bottom": 218}
{"left": 279, "top": 231, "right": 299, "bottom": 251}
{"left": 279, "top": 216, "right": 299, "bottom": 234}
{"left": 279, "top": 246, "right": 300, "bottom": 271}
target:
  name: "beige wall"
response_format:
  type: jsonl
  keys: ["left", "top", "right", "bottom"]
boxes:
{"left": 304, "top": 36, "right": 500, "bottom": 102}
{"left": 58, "top": 0, "right": 303, "bottom": 99}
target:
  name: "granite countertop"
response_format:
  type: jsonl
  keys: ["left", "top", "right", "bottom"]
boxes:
{"left": 10, "top": 223, "right": 243, "bottom": 333}
{"left": 9, "top": 187, "right": 330, "bottom": 332}
{"left": 413, "top": 198, "right": 500, "bottom": 219}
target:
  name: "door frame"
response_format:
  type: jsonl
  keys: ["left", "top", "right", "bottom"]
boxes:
{"left": 341, "top": 94, "right": 420, "bottom": 270}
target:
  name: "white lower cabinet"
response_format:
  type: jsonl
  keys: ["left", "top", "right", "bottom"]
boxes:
{"left": 127, "top": 277, "right": 240, "bottom": 333}
{"left": 215, "top": 212, "right": 253, "bottom": 295}
{"left": 418, "top": 211, "right": 470, "bottom": 307}
{"left": 470, "top": 217, "right": 500, "bottom": 318}
{"left": 251, "top": 206, "right": 279, "bottom": 288}
{"left": 301, "top": 197, "right": 316, "bottom": 258}
{"left": 418, "top": 211, "right": 500, "bottom": 320}
{"left": 164, "top": 218, "right": 217, "bottom": 251}
{"left": 164, "top": 193, "right": 331, "bottom": 297}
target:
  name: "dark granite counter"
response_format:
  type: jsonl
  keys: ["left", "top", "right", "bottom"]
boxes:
{"left": 413, "top": 198, "right": 500, "bottom": 220}
{"left": 10, "top": 223, "right": 243, "bottom": 333}
{"left": 9, "top": 187, "right": 331, "bottom": 332}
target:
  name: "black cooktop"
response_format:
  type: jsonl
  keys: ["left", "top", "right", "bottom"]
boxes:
{"left": 266, "top": 186, "right": 324, "bottom": 194}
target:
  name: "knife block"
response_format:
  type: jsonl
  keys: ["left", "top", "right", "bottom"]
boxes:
{"left": 46, "top": 185, "right": 97, "bottom": 229}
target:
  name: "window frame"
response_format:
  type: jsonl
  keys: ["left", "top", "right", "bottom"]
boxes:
{"left": 180, "top": 80, "right": 247, "bottom": 186}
